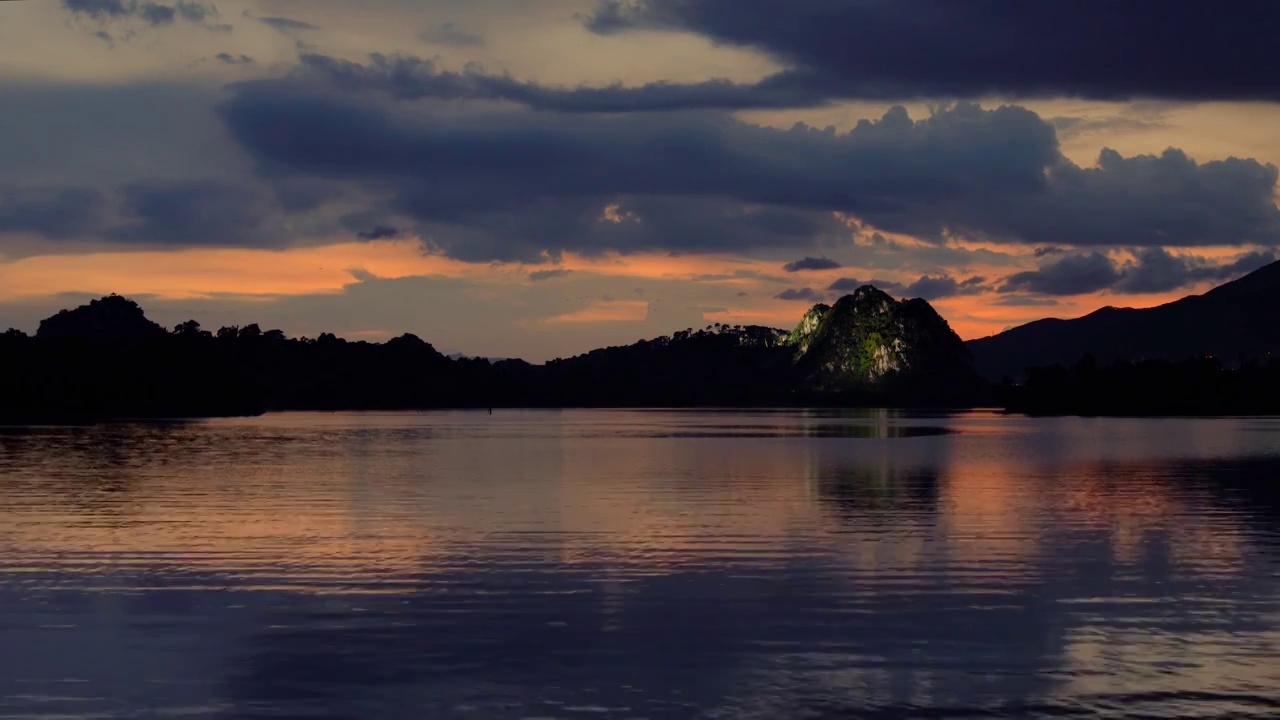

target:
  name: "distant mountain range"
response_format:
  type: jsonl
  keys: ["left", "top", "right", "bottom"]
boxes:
{"left": 968, "top": 259, "right": 1280, "bottom": 381}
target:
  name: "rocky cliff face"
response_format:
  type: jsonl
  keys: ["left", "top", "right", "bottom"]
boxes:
{"left": 787, "top": 303, "right": 830, "bottom": 354}
{"left": 786, "top": 286, "right": 986, "bottom": 402}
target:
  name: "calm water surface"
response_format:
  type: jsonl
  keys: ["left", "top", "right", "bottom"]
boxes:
{"left": 1, "top": 410, "right": 1278, "bottom": 719}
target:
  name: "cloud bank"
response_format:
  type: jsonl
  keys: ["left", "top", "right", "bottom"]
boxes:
{"left": 999, "top": 249, "right": 1279, "bottom": 296}
{"left": 584, "top": 0, "right": 1280, "bottom": 104}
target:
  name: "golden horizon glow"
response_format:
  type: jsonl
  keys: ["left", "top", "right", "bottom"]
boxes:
{"left": 538, "top": 300, "right": 651, "bottom": 325}
{"left": 0, "top": 239, "right": 1240, "bottom": 342}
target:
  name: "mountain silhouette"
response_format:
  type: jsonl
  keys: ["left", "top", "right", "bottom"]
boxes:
{"left": 786, "top": 287, "right": 988, "bottom": 404}
{"left": 540, "top": 285, "right": 987, "bottom": 406}
{"left": 37, "top": 294, "right": 168, "bottom": 341}
{"left": 0, "top": 288, "right": 987, "bottom": 422}
{"left": 968, "top": 260, "right": 1280, "bottom": 381}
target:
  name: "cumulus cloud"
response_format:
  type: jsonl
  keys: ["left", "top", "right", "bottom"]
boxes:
{"left": 998, "top": 252, "right": 1121, "bottom": 295}
{"left": 63, "top": 0, "right": 135, "bottom": 19}
{"left": 215, "top": 85, "right": 1280, "bottom": 261}
{"left": 6, "top": 78, "right": 1278, "bottom": 266}
{"left": 63, "top": 0, "right": 219, "bottom": 29}
{"left": 827, "top": 274, "right": 987, "bottom": 300}
{"left": 970, "top": 148, "right": 1280, "bottom": 249}
{"left": 583, "top": 0, "right": 1280, "bottom": 104}
{"left": 1114, "top": 248, "right": 1278, "bottom": 294}
{"left": 901, "top": 274, "right": 989, "bottom": 300}
{"left": 783, "top": 256, "right": 841, "bottom": 272}
{"left": 999, "top": 249, "right": 1278, "bottom": 296}
{"left": 173, "top": 0, "right": 212, "bottom": 23}
{"left": 138, "top": 3, "right": 175, "bottom": 25}
{"left": 774, "top": 287, "right": 826, "bottom": 302}
{"left": 216, "top": 53, "right": 254, "bottom": 65}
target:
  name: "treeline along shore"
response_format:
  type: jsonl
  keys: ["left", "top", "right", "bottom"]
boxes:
{"left": 4, "top": 289, "right": 1280, "bottom": 422}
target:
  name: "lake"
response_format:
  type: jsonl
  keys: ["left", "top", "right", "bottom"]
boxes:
{"left": 1, "top": 410, "right": 1278, "bottom": 719}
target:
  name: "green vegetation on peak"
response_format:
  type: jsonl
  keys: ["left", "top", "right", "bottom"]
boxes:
{"left": 785, "top": 303, "right": 831, "bottom": 353}
{"left": 789, "top": 286, "right": 986, "bottom": 403}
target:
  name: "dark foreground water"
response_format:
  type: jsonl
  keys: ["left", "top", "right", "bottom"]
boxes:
{"left": 1, "top": 410, "right": 1278, "bottom": 719}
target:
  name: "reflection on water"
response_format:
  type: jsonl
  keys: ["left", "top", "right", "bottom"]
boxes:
{"left": 1, "top": 410, "right": 1279, "bottom": 719}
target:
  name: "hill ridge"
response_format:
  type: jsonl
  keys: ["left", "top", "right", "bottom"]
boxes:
{"left": 968, "top": 259, "right": 1280, "bottom": 379}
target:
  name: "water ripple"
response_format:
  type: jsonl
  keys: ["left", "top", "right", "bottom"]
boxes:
{"left": 1, "top": 410, "right": 1279, "bottom": 719}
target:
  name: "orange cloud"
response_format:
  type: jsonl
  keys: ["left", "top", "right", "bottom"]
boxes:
{"left": 705, "top": 304, "right": 806, "bottom": 328}
{"left": 0, "top": 240, "right": 484, "bottom": 301}
{"left": 0, "top": 238, "right": 1234, "bottom": 343}
{"left": 933, "top": 284, "right": 1220, "bottom": 340}
{"left": 0, "top": 241, "right": 789, "bottom": 302}
{"left": 557, "top": 251, "right": 771, "bottom": 280}
{"left": 539, "top": 300, "right": 650, "bottom": 324}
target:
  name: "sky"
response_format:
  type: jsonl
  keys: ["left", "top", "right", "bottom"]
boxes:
{"left": 2, "top": 0, "right": 1280, "bottom": 361}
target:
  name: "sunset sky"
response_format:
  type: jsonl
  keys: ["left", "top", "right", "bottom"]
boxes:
{"left": 2, "top": 0, "right": 1279, "bottom": 360}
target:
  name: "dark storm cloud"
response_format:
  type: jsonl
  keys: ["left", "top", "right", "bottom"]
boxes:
{"left": 999, "top": 249, "right": 1277, "bottom": 296}
{"left": 0, "top": 187, "right": 107, "bottom": 239}
{"left": 108, "top": 180, "right": 272, "bottom": 245}
{"left": 1111, "top": 248, "right": 1202, "bottom": 295}
{"left": 783, "top": 256, "right": 841, "bottom": 272}
{"left": 357, "top": 225, "right": 400, "bottom": 240}
{"left": 296, "top": 53, "right": 815, "bottom": 113}
{"left": 217, "top": 82, "right": 1280, "bottom": 261}
{"left": 774, "top": 287, "right": 825, "bottom": 302}
{"left": 138, "top": 3, "right": 175, "bottom": 25}
{"left": 970, "top": 148, "right": 1280, "bottom": 249}
{"left": 419, "top": 22, "right": 484, "bottom": 47}
{"left": 1208, "top": 250, "right": 1279, "bottom": 278}
{"left": 0, "top": 179, "right": 279, "bottom": 253}
{"left": 1114, "top": 248, "right": 1278, "bottom": 294}
{"left": 583, "top": 0, "right": 1280, "bottom": 104}
{"left": 63, "top": 0, "right": 134, "bottom": 19}
{"left": 998, "top": 253, "right": 1122, "bottom": 295}
{"left": 216, "top": 53, "right": 254, "bottom": 65}
{"left": 259, "top": 16, "right": 320, "bottom": 32}
{"left": 273, "top": 178, "right": 347, "bottom": 214}
{"left": 63, "top": 0, "right": 219, "bottom": 28}
{"left": 174, "top": 0, "right": 212, "bottom": 23}
{"left": 902, "top": 274, "right": 989, "bottom": 300}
